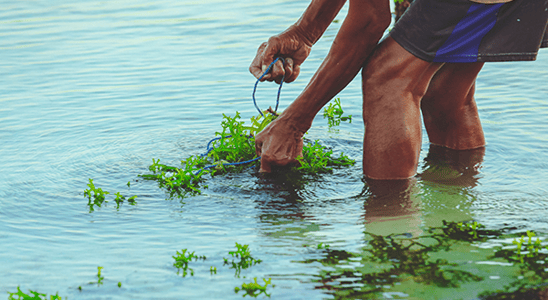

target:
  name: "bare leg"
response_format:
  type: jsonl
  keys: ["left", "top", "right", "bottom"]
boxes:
{"left": 421, "top": 63, "right": 486, "bottom": 150}
{"left": 361, "top": 37, "right": 443, "bottom": 179}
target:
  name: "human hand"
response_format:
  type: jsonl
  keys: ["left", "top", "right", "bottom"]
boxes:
{"left": 254, "top": 116, "right": 305, "bottom": 173}
{"left": 249, "top": 28, "right": 312, "bottom": 84}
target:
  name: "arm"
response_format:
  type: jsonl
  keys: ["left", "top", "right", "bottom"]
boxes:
{"left": 281, "top": 0, "right": 391, "bottom": 131}
{"left": 255, "top": 0, "right": 392, "bottom": 172}
{"left": 250, "top": 0, "right": 347, "bottom": 83}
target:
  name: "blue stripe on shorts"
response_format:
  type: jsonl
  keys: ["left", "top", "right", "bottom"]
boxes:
{"left": 433, "top": 3, "right": 504, "bottom": 63}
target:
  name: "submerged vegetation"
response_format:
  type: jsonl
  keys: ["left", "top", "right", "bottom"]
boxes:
{"left": 8, "top": 223, "right": 548, "bottom": 299}
{"left": 9, "top": 267, "right": 123, "bottom": 299}
{"left": 84, "top": 99, "right": 356, "bottom": 207}
{"left": 301, "top": 221, "right": 548, "bottom": 299}
{"left": 323, "top": 98, "right": 352, "bottom": 127}
{"left": 224, "top": 242, "right": 263, "bottom": 277}
{"left": 71, "top": 99, "right": 548, "bottom": 298}
{"left": 297, "top": 141, "right": 354, "bottom": 174}
{"left": 139, "top": 109, "right": 355, "bottom": 200}
{"left": 83, "top": 178, "right": 137, "bottom": 211}
{"left": 234, "top": 277, "right": 273, "bottom": 298}
{"left": 7, "top": 288, "right": 65, "bottom": 300}
{"left": 173, "top": 249, "right": 207, "bottom": 277}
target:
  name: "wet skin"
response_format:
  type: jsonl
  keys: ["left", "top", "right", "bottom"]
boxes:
{"left": 250, "top": 0, "right": 486, "bottom": 179}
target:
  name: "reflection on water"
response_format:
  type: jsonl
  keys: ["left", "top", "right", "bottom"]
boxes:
{"left": 419, "top": 145, "right": 485, "bottom": 186}
{"left": 300, "top": 220, "right": 548, "bottom": 300}
{"left": 1, "top": 0, "right": 547, "bottom": 299}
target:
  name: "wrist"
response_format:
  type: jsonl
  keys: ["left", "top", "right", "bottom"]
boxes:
{"left": 278, "top": 105, "right": 314, "bottom": 134}
{"left": 288, "top": 23, "right": 316, "bottom": 47}
{"left": 292, "top": 0, "right": 347, "bottom": 45}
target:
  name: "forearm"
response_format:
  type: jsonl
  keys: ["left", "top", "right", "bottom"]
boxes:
{"left": 292, "top": 0, "right": 348, "bottom": 46}
{"left": 282, "top": 0, "right": 391, "bottom": 131}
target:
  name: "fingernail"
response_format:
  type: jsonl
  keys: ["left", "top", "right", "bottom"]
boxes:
{"left": 262, "top": 65, "right": 266, "bottom": 72}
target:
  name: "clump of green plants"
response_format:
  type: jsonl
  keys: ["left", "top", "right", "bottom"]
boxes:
{"left": 510, "top": 230, "right": 546, "bottom": 263}
{"left": 114, "top": 192, "right": 137, "bottom": 209}
{"left": 83, "top": 178, "right": 137, "bottom": 211}
{"left": 7, "top": 287, "right": 65, "bottom": 300}
{"left": 298, "top": 221, "right": 548, "bottom": 299}
{"left": 209, "top": 112, "right": 272, "bottom": 164}
{"left": 139, "top": 157, "right": 208, "bottom": 199}
{"left": 297, "top": 141, "right": 354, "bottom": 174}
{"left": 436, "top": 220, "right": 500, "bottom": 242}
{"left": 139, "top": 112, "right": 276, "bottom": 199}
{"left": 323, "top": 98, "right": 352, "bottom": 127}
{"left": 224, "top": 242, "right": 262, "bottom": 277}
{"left": 317, "top": 242, "right": 330, "bottom": 250}
{"left": 140, "top": 110, "right": 355, "bottom": 200}
{"left": 76, "top": 267, "right": 123, "bottom": 291}
{"left": 91, "top": 266, "right": 104, "bottom": 286}
{"left": 490, "top": 230, "right": 548, "bottom": 271}
{"left": 234, "top": 277, "right": 273, "bottom": 297}
{"left": 84, "top": 178, "right": 110, "bottom": 212}
{"left": 304, "top": 221, "right": 498, "bottom": 299}
{"left": 480, "top": 231, "right": 548, "bottom": 299}
{"left": 172, "top": 249, "right": 206, "bottom": 277}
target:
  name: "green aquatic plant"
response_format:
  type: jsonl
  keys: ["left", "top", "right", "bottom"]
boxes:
{"left": 491, "top": 231, "right": 548, "bottom": 278}
{"left": 84, "top": 178, "right": 110, "bottom": 212}
{"left": 83, "top": 266, "right": 105, "bottom": 287}
{"left": 296, "top": 141, "right": 355, "bottom": 174}
{"left": 490, "top": 230, "right": 547, "bottom": 266}
{"left": 511, "top": 230, "right": 545, "bottom": 263}
{"left": 302, "top": 221, "right": 496, "bottom": 299}
{"left": 224, "top": 243, "right": 262, "bottom": 277}
{"left": 245, "top": 111, "right": 278, "bottom": 135}
{"left": 479, "top": 230, "right": 548, "bottom": 299}
{"left": 299, "top": 221, "right": 548, "bottom": 299}
{"left": 317, "top": 242, "right": 330, "bottom": 250}
{"left": 209, "top": 112, "right": 259, "bottom": 164}
{"left": 84, "top": 179, "right": 138, "bottom": 211}
{"left": 172, "top": 249, "right": 206, "bottom": 277}
{"left": 139, "top": 157, "right": 208, "bottom": 199}
{"left": 140, "top": 111, "right": 355, "bottom": 200}
{"left": 76, "top": 266, "right": 123, "bottom": 291}
{"left": 95, "top": 266, "right": 104, "bottom": 286}
{"left": 234, "top": 277, "right": 273, "bottom": 298}
{"left": 7, "top": 287, "right": 65, "bottom": 300}
{"left": 114, "top": 192, "right": 137, "bottom": 209}
{"left": 436, "top": 220, "right": 499, "bottom": 242}
{"left": 323, "top": 98, "right": 352, "bottom": 127}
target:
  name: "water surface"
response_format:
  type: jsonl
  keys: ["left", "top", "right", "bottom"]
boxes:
{"left": 1, "top": 0, "right": 548, "bottom": 299}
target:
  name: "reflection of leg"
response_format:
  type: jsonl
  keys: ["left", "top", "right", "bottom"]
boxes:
{"left": 362, "top": 177, "right": 423, "bottom": 237}
{"left": 421, "top": 63, "right": 486, "bottom": 150}
{"left": 361, "top": 37, "right": 443, "bottom": 180}
{"left": 419, "top": 144, "right": 485, "bottom": 186}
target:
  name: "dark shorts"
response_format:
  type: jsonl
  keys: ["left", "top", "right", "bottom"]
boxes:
{"left": 389, "top": 0, "right": 548, "bottom": 63}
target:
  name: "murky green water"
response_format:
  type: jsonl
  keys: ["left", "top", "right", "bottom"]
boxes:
{"left": 1, "top": 0, "right": 547, "bottom": 299}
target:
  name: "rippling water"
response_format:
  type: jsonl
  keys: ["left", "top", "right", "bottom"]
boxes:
{"left": 1, "top": 0, "right": 547, "bottom": 299}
